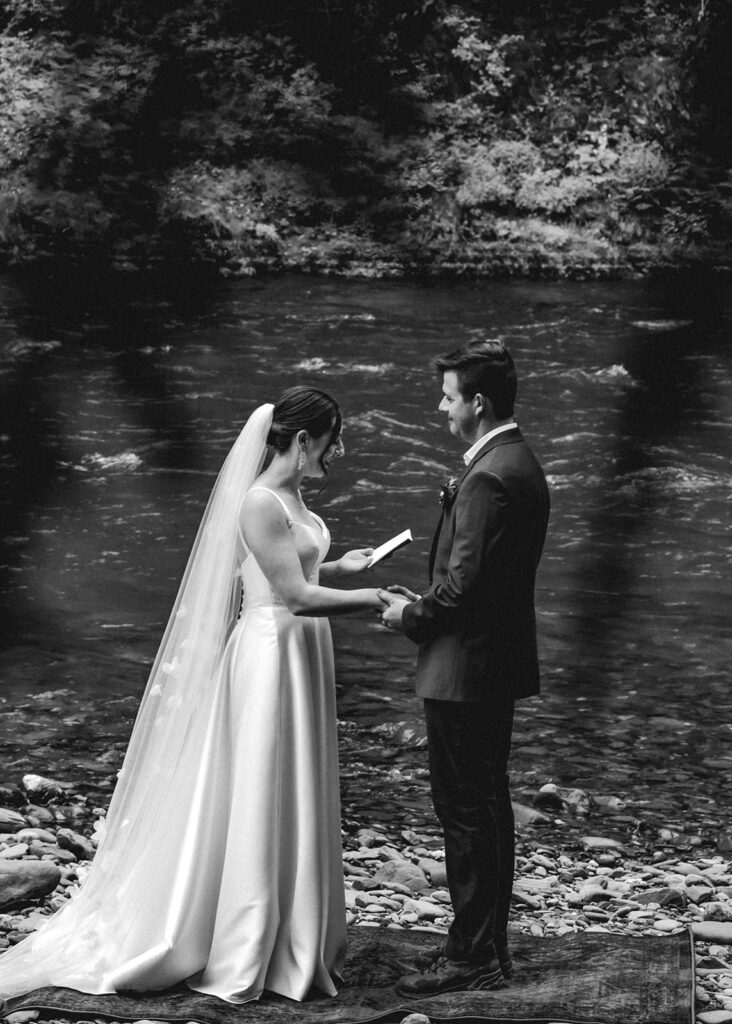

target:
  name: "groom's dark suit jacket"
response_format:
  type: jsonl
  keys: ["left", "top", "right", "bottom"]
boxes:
{"left": 402, "top": 427, "right": 550, "bottom": 702}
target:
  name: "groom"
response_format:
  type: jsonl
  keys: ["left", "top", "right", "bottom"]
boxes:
{"left": 379, "top": 340, "right": 550, "bottom": 997}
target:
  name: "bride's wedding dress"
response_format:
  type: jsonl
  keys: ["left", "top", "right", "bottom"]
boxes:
{"left": 192, "top": 488, "right": 346, "bottom": 1000}
{"left": 0, "top": 410, "right": 346, "bottom": 1004}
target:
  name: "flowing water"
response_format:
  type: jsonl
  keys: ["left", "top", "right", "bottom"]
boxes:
{"left": 0, "top": 271, "right": 730, "bottom": 852}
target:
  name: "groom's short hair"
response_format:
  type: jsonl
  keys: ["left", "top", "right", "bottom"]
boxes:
{"left": 434, "top": 340, "right": 517, "bottom": 419}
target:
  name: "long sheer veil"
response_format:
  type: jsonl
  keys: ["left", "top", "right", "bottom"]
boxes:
{"left": 0, "top": 403, "right": 275, "bottom": 998}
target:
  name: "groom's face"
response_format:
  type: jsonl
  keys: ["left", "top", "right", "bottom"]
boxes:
{"left": 439, "top": 371, "right": 479, "bottom": 443}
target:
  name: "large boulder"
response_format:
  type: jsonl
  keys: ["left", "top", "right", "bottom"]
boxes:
{"left": 0, "top": 859, "right": 61, "bottom": 910}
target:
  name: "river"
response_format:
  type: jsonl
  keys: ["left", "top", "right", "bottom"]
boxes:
{"left": 0, "top": 270, "right": 730, "bottom": 853}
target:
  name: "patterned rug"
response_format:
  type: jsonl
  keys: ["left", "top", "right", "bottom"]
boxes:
{"left": 1, "top": 925, "right": 694, "bottom": 1024}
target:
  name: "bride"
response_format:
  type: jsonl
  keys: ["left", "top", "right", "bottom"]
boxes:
{"left": 0, "top": 386, "right": 384, "bottom": 1004}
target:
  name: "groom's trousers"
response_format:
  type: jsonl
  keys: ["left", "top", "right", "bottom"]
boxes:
{"left": 423, "top": 697, "right": 515, "bottom": 965}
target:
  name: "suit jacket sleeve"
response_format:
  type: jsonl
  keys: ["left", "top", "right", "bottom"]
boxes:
{"left": 401, "top": 469, "right": 508, "bottom": 645}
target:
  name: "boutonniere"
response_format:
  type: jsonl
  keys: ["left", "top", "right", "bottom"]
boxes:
{"left": 439, "top": 476, "right": 459, "bottom": 508}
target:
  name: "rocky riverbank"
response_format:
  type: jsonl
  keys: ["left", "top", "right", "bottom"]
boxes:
{"left": 1, "top": 772, "right": 732, "bottom": 1024}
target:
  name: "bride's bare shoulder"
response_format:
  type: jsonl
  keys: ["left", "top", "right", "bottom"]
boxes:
{"left": 240, "top": 486, "right": 290, "bottom": 527}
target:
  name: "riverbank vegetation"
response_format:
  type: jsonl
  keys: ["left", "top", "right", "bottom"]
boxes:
{"left": 1, "top": 0, "right": 731, "bottom": 278}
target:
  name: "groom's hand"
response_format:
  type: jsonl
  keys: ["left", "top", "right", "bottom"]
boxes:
{"left": 377, "top": 589, "right": 408, "bottom": 632}
{"left": 386, "top": 584, "right": 420, "bottom": 603}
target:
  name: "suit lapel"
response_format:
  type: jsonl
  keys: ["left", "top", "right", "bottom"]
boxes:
{"left": 428, "top": 427, "right": 522, "bottom": 579}
{"left": 428, "top": 508, "right": 444, "bottom": 580}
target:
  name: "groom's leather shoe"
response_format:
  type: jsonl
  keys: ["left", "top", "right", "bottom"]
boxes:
{"left": 396, "top": 953, "right": 503, "bottom": 998}
{"left": 496, "top": 945, "right": 513, "bottom": 979}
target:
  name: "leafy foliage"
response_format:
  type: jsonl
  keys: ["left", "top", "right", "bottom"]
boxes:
{"left": 0, "top": 0, "right": 729, "bottom": 276}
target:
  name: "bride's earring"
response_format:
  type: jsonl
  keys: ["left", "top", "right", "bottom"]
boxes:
{"left": 297, "top": 448, "right": 306, "bottom": 471}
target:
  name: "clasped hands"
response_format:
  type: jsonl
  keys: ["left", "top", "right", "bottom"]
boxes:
{"left": 335, "top": 547, "right": 419, "bottom": 631}
{"left": 376, "top": 584, "right": 420, "bottom": 632}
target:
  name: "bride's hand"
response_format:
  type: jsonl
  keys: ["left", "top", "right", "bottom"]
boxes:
{"left": 337, "top": 548, "right": 374, "bottom": 574}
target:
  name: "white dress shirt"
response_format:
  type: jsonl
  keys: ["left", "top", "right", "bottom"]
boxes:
{"left": 462, "top": 421, "right": 517, "bottom": 465}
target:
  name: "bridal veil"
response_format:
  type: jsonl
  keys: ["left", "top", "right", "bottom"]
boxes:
{"left": 0, "top": 403, "right": 275, "bottom": 997}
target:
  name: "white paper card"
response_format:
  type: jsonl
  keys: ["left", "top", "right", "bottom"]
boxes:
{"left": 369, "top": 528, "right": 413, "bottom": 566}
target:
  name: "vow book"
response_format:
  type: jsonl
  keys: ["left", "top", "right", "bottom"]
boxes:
{"left": 369, "top": 529, "right": 413, "bottom": 567}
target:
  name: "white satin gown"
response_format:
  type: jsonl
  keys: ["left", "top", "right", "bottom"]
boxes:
{"left": 190, "top": 489, "right": 347, "bottom": 1000}
{"left": 0, "top": 488, "right": 346, "bottom": 1004}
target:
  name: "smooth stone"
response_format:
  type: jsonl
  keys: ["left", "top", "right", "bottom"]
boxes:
{"left": 635, "top": 887, "right": 686, "bottom": 907}
{"left": 343, "top": 862, "right": 369, "bottom": 878}
{"left": 343, "top": 850, "right": 380, "bottom": 862}
{"left": 580, "top": 836, "right": 625, "bottom": 853}
{"left": 22, "top": 774, "right": 68, "bottom": 800}
{"left": 583, "top": 907, "right": 610, "bottom": 921}
{"left": 356, "top": 828, "right": 388, "bottom": 848}
{"left": 0, "top": 860, "right": 61, "bottom": 911}
{"left": 697, "top": 955, "right": 732, "bottom": 969}
{"left": 592, "top": 794, "right": 626, "bottom": 813}
{"left": 531, "top": 853, "right": 556, "bottom": 870}
{"left": 697, "top": 1012, "right": 732, "bottom": 1024}
{"left": 560, "top": 787, "right": 592, "bottom": 816}
{"left": 28, "top": 841, "right": 76, "bottom": 864}
{"left": 534, "top": 784, "right": 565, "bottom": 811}
{"left": 0, "top": 845, "right": 29, "bottom": 860}
{"left": 577, "top": 883, "right": 609, "bottom": 904}
{"left": 512, "top": 890, "right": 544, "bottom": 910}
{"left": 403, "top": 898, "right": 449, "bottom": 920}
{"left": 692, "top": 922, "right": 732, "bottom": 943}
{"left": 371, "top": 860, "right": 429, "bottom": 893}
{"left": 56, "top": 828, "right": 96, "bottom": 860}
{"left": 22, "top": 805, "right": 55, "bottom": 825}
{"left": 653, "top": 918, "right": 684, "bottom": 932}
{"left": 671, "top": 862, "right": 708, "bottom": 876}
{"left": 688, "top": 885, "right": 715, "bottom": 905}
{"left": 704, "top": 903, "right": 732, "bottom": 922}
{"left": 14, "top": 828, "right": 56, "bottom": 844}
{"left": 418, "top": 857, "right": 447, "bottom": 887}
{"left": 0, "top": 809, "right": 27, "bottom": 834}
{"left": 512, "top": 802, "right": 552, "bottom": 826}
{"left": 378, "top": 846, "right": 405, "bottom": 863}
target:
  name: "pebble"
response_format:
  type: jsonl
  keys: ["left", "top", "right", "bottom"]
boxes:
{"left": 0, "top": 808, "right": 27, "bottom": 833}
{"left": 581, "top": 836, "right": 625, "bottom": 853}
{"left": 370, "top": 859, "right": 429, "bottom": 892}
{"left": 652, "top": 918, "right": 684, "bottom": 932}
{"left": 693, "top": 923, "right": 732, "bottom": 943}
{"left": 0, "top": 844, "right": 29, "bottom": 860}
{"left": 0, "top": 859, "right": 61, "bottom": 911}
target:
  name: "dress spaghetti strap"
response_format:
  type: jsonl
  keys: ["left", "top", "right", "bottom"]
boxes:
{"left": 248, "top": 486, "right": 295, "bottom": 523}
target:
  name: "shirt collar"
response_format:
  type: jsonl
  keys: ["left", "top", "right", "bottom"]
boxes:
{"left": 462, "top": 421, "right": 517, "bottom": 465}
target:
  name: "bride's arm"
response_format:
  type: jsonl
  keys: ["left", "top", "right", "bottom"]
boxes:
{"left": 240, "top": 491, "right": 383, "bottom": 615}
{"left": 320, "top": 548, "right": 374, "bottom": 579}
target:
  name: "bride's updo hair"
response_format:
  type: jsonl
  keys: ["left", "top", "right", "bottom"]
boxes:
{"left": 268, "top": 386, "right": 342, "bottom": 473}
